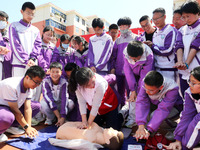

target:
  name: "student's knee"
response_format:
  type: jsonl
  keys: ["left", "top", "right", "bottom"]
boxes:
{"left": 0, "top": 112, "right": 15, "bottom": 130}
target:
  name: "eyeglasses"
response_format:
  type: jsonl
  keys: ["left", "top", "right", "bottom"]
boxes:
{"left": 29, "top": 76, "right": 41, "bottom": 85}
{"left": 25, "top": 12, "right": 35, "bottom": 17}
{"left": 152, "top": 15, "right": 164, "bottom": 22}
{"left": 187, "top": 79, "right": 200, "bottom": 87}
{"left": 142, "top": 85, "right": 161, "bottom": 94}
{"left": 141, "top": 22, "right": 150, "bottom": 28}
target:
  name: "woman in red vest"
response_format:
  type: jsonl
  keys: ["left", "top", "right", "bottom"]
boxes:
{"left": 68, "top": 67, "right": 121, "bottom": 130}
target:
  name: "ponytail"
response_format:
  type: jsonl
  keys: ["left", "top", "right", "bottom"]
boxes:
{"left": 68, "top": 65, "right": 80, "bottom": 93}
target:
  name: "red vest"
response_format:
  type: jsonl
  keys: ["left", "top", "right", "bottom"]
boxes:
{"left": 87, "top": 85, "right": 118, "bottom": 115}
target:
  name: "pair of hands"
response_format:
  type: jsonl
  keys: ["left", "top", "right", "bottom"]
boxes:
{"left": 127, "top": 91, "right": 137, "bottom": 102}
{"left": 174, "top": 61, "right": 187, "bottom": 70}
{"left": 27, "top": 59, "right": 36, "bottom": 67}
{"left": 162, "top": 140, "right": 182, "bottom": 150}
{"left": 143, "top": 40, "right": 153, "bottom": 48}
{"left": 134, "top": 125, "right": 150, "bottom": 142}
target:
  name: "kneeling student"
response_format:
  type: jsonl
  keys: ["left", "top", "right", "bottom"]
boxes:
{"left": 135, "top": 71, "right": 183, "bottom": 141}
{"left": 0, "top": 66, "right": 45, "bottom": 142}
{"left": 41, "top": 62, "right": 74, "bottom": 126}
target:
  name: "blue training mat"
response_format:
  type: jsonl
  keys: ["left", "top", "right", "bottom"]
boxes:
{"left": 6, "top": 126, "right": 144, "bottom": 150}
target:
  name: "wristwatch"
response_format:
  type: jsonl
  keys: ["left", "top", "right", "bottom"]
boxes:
{"left": 23, "top": 124, "right": 29, "bottom": 130}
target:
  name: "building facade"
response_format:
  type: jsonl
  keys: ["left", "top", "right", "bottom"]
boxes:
{"left": 32, "top": 2, "right": 110, "bottom": 38}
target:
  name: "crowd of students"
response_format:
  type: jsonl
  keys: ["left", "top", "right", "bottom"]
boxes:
{"left": 0, "top": 1, "right": 200, "bottom": 149}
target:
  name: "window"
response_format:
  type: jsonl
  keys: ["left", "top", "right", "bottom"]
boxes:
{"left": 76, "top": 15, "right": 80, "bottom": 22}
{"left": 76, "top": 27, "right": 79, "bottom": 33}
{"left": 86, "top": 27, "right": 89, "bottom": 32}
{"left": 82, "top": 19, "right": 85, "bottom": 26}
{"left": 82, "top": 30, "right": 85, "bottom": 35}
{"left": 45, "top": 19, "right": 66, "bottom": 31}
{"left": 51, "top": 7, "right": 66, "bottom": 20}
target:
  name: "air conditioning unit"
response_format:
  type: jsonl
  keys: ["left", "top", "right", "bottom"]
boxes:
{"left": 50, "top": 13, "right": 54, "bottom": 17}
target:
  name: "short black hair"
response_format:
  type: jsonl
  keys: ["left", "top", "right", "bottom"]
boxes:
{"left": 117, "top": 17, "right": 132, "bottom": 26}
{"left": 153, "top": 7, "right": 166, "bottom": 15}
{"left": 64, "top": 63, "right": 79, "bottom": 72}
{"left": 173, "top": 9, "right": 182, "bottom": 15}
{"left": 181, "top": 1, "right": 200, "bottom": 15}
{"left": 144, "top": 71, "right": 164, "bottom": 88}
{"left": 127, "top": 41, "right": 144, "bottom": 57}
{"left": 92, "top": 18, "right": 104, "bottom": 28}
{"left": 60, "top": 34, "right": 70, "bottom": 42}
{"left": 191, "top": 66, "right": 200, "bottom": 82}
{"left": 25, "top": 65, "right": 45, "bottom": 79}
{"left": 49, "top": 62, "right": 63, "bottom": 71}
{"left": 139, "top": 15, "right": 150, "bottom": 23}
{"left": 109, "top": 24, "right": 118, "bottom": 31}
{"left": 0, "top": 11, "right": 9, "bottom": 21}
{"left": 22, "top": 2, "right": 35, "bottom": 11}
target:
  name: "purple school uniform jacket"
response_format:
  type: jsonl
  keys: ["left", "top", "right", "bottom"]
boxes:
{"left": 9, "top": 20, "right": 42, "bottom": 66}
{"left": 87, "top": 32, "right": 113, "bottom": 72}
{"left": 38, "top": 41, "right": 58, "bottom": 72}
{"left": 42, "top": 76, "right": 68, "bottom": 118}
{"left": 111, "top": 30, "right": 138, "bottom": 75}
{"left": 123, "top": 44, "right": 153, "bottom": 92}
{"left": 174, "top": 19, "right": 200, "bottom": 80}
{"left": 73, "top": 47, "right": 88, "bottom": 68}
{"left": 151, "top": 24, "right": 176, "bottom": 69}
{"left": 174, "top": 88, "right": 200, "bottom": 149}
{"left": 136, "top": 78, "right": 183, "bottom": 132}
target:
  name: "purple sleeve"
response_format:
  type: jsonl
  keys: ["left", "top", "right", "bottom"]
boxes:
{"left": 152, "top": 31, "right": 175, "bottom": 56}
{"left": 110, "top": 41, "right": 118, "bottom": 70}
{"left": 74, "top": 55, "right": 83, "bottom": 68}
{"left": 138, "top": 54, "right": 154, "bottom": 90}
{"left": 38, "top": 49, "right": 48, "bottom": 72}
{"left": 147, "top": 87, "right": 179, "bottom": 132}
{"left": 136, "top": 84, "right": 151, "bottom": 126}
{"left": 60, "top": 83, "right": 67, "bottom": 118}
{"left": 96, "top": 39, "right": 113, "bottom": 71}
{"left": 30, "top": 32, "right": 42, "bottom": 60}
{"left": 174, "top": 92, "right": 197, "bottom": 141}
{"left": 190, "top": 32, "right": 200, "bottom": 51}
{"left": 174, "top": 31, "right": 184, "bottom": 52}
{"left": 42, "top": 81, "right": 57, "bottom": 111}
{"left": 87, "top": 39, "right": 95, "bottom": 67}
{"left": 124, "top": 58, "right": 137, "bottom": 91}
{"left": 51, "top": 47, "right": 60, "bottom": 63}
{"left": 9, "top": 23, "right": 29, "bottom": 64}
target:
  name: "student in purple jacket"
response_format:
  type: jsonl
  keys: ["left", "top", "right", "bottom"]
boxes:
{"left": 41, "top": 62, "right": 74, "bottom": 126}
{"left": 164, "top": 66, "right": 200, "bottom": 150}
{"left": 38, "top": 26, "right": 59, "bottom": 75}
{"left": 52, "top": 34, "right": 75, "bottom": 77}
{"left": 9, "top": 2, "right": 42, "bottom": 77}
{"left": 135, "top": 71, "right": 183, "bottom": 142}
{"left": 111, "top": 17, "right": 138, "bottom": 106}
{"left": 123, "top": 41, "right": 154, "bottom": 128}
{"left": 0, "top": 11, "right": 12, "bottom": 80}
{"left": 87, "top": 18, "right": 113, "bottom": 75}
{"left": 174, "top": 1, "right": 200, "bottom": 98}
{"left": 71, "top": 36, "right": 88, "bottom": 68}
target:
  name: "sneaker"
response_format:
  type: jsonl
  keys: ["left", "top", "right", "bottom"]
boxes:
{"left": 125, "top": 120, "right": 137, "bottom": 128}
{"left": 44, "top": 119, "right": 53, "bottom": 125}
{"left": 6, "top": 127, "right": 25, "bottom": 135}
{"left": 31, "top": 118, "right": 41, "bottom": 126}
{"left": 0, "top": 134, "right": 8, "bottom": 142}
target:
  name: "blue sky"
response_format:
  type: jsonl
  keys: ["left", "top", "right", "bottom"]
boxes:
{"left": 2, "top": 0, "right": 174, "bottom": 28}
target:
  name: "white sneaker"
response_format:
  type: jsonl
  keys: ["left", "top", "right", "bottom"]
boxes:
{"left": 0, "top": 133, "right": 8, "bottom": 142}
{"left": 125, "top": 120, "right": 137, "bottom": 128}
{"left": 44, "top": 119, "right": 53, "bottom": 125}
{"left": 6, "top": 127, "right": 25, "bottom": 135}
